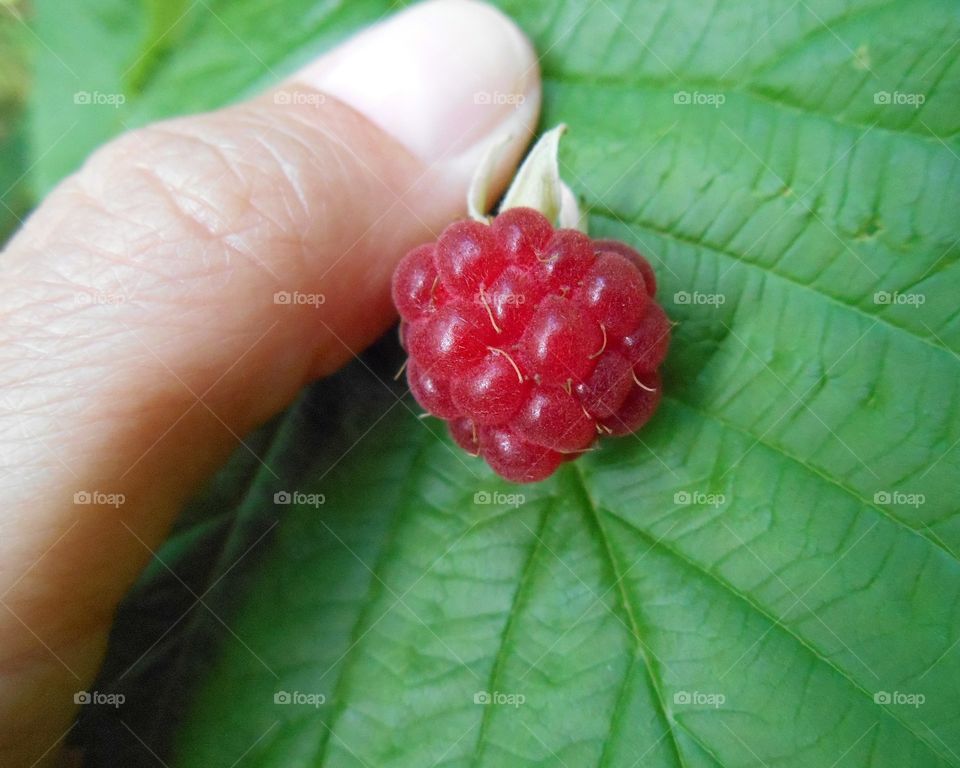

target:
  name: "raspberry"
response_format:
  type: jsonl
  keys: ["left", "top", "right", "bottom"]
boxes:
{"left": 537, "top": 228, "right": 595, "bottom": 287}
{"left": 392, "top": 207, "right": 670, "bottom": 483}
{"left": 592, "top": 239, "right": 658, "bottom": 298}
{"left": 622, "top": 303, "right": 671, "bottom": 373}
{"left": 435, "top": 220, "right": 502, "bottom": 294}
{"left": 479, "top": 425, "right": 564, "bottom": 483}
{"left": 406, "top": 359, "right": 459, "bottom": 420}
{"left": 516, "top": 386, "right": 596, "bottom": 453}
{"left": 392, "top": 243, "right": 440, "bottom": 320}
{"left": 519, "top": 295, "right": 602, "bottom": 386}
{"left": 485, "top": 266, "right": 543, "bottom": 341}
{"left": 574, "top": 253, "right": 649, "bottom": 338}
{"left": 406, "top": 302, "right": 493, "bottom": 377}
{"left": 491, "top": 207, "right": 553, "bottom": 267}
{"left": 449, "top": 416, "right": 480, "bottom": 455}
{"left": 451, "top": 350, "right": 530, "bottom": 425}
{"left": 601, "top": 371, "right": 662, "bottom": 436}
{"left": 575, "top": 351, "right": 634, "bottom": 419}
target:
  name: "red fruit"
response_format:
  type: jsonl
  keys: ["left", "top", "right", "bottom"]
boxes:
{"left": 479, "top": 426, "right": 564, "bottom": 483}
{"left": 449, "top": 417, "right": 480, "bottom": 455}
{"left": 492, "top": 207, "right": 553, "bottom": 267}
{"left": 516, "top": 387, "right": 596, "bottom": 453}
{"left": 435, "top": 220, "right": 503, "bottom": 296}
{"left": 574, "top": 253, "right": 649, "bottom": 338}
{"left": 406, "top": 359, "right": 459, "bottom": 419}
{"left": 575, "top": 351, "right": 634, "bottom": 419}
{"left": 601, "top": 371, "right": 662, "bottom": 436}
{"left": 483, "top": 265, "right": 544, "bottom": 342}
{"left": 391, "top": 210, "right": 670, "bottom": 483}
{"left": 519, "top": 295, "right": 603, "bottom": 386}
{"left": 621, "top": 302, "right": 671, "bottom": 373}
{"left": 392, "top": 243, "right": 440, "bottom": 321}
{"left": 538, "top": 228, "right": 595, "bottom": 289}
{"left": 407, "top": 302, "right": 493, "bottom": 377}
{"left": 452, "top": 350, "right": 529, "bottom": 425}
{"left": 592, "top": 238, "right": 657, "bottom": 297}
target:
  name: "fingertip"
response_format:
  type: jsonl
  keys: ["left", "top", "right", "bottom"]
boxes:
{"left": 290, "top": 0, "right": 541, "bottom": 188}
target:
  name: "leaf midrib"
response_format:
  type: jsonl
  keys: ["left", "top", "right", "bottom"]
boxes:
{"left": 571, "top": 464, "right": 691, "bottom": 768}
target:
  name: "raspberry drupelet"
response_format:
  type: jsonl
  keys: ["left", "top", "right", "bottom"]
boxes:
{"left": 393, "top": 207, "right": 670, "bottom": 483}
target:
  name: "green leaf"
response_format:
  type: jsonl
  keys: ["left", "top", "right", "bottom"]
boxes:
{"left": 30, "top": 0, "right": 960, "bottom": 765}
{"left": 0, "top": 6, "right": 33, "bottom": 244}
{"left": 27, "top": 0, "right": 148, "bottom": 195}
{"left": 27, "top": 0, "right": 393, "bottom": 194}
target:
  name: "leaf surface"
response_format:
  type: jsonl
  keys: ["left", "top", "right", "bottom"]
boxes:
{"left": 28, "top": 0, "right": 960, "bottom": 765}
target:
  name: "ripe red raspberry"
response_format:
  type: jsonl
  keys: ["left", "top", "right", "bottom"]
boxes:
{"left": 392, "top": 207, "right": 670, "bottom": 483}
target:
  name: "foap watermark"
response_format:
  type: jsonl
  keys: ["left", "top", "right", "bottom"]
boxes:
{"left": 274, "top": 690, "right": 326, "bottom": 708}
{"left": 74, "top": 490, "right": 125, "bottom": 508}
{"left": 474, "top": 690, "right": 525, "bottom": 708}
{"left": 274, "top": 89, "right": 326, "bottom": 108}
{"left": 874, "top": 690, "right": 925, "bottom": 708}
{"left": 474, "top": 490, "right": 525, "bottom": 508}
{"left": 674, "top": 290, "right": 725, "bottom": 306}
{"left": 75, "top": 690, "right": 125, "bottom": 708}
{"left": 75, "top": 290, "right": 126, "bottom": 307}
{"left": 874, "top": 490, "right": 925, "bottom": 508}
{"left": 673, "top": 690, "right": 726, "bottom": 708}
{"left": 274, "top": 490, "right": 326, "bottom": 508}
{"left": 474, "top": 90, "right": 526, "bottom": 108}
{"left": 274, "top": 290, "right": 326, "bottom": 307}
{"left": 674, "top": 90, "right": 725, "bottom": 108}
{"left": 74, "top": 90, "right": 125, "bottom": 108}
{"left": 873, "top": 91, "right": 925, "bottom": 109}
{"left": 873, "top": 290, "right": 925, "bottom": 307}
{"left": 674, "top": 490, "right": 725, "bottom": 508}
{"left": 475, "top": 289, "right": 526, "bottom": 309}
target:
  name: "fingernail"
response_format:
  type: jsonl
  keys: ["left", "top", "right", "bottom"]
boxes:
{"left": 293, "top": 0, "right": 540, "bottom": 166}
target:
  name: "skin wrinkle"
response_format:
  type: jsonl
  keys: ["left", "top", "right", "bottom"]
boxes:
{"left": 82, "top": 137, "right": 286, "bottom": 282}
{"left": 0, "top": 6, "right": 541, "bottom": 761}
{"left": 0, "top": 112, "right": 382, "bottom": 516}
{"left": 246, "top": 118, "right": 320, "bottom": 221}
{"left": 0, "top": 97, "right": 464, "bottom": 591}
{"left": 27, "top": 115, "right": 314, "bottom": 295}
{"left": 1, "top": 111, "right": 395, "bottom": 400}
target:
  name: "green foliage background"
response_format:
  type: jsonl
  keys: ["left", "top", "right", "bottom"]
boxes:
{"left": 3, "top": 0, "right": 960, "bottom": 765}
